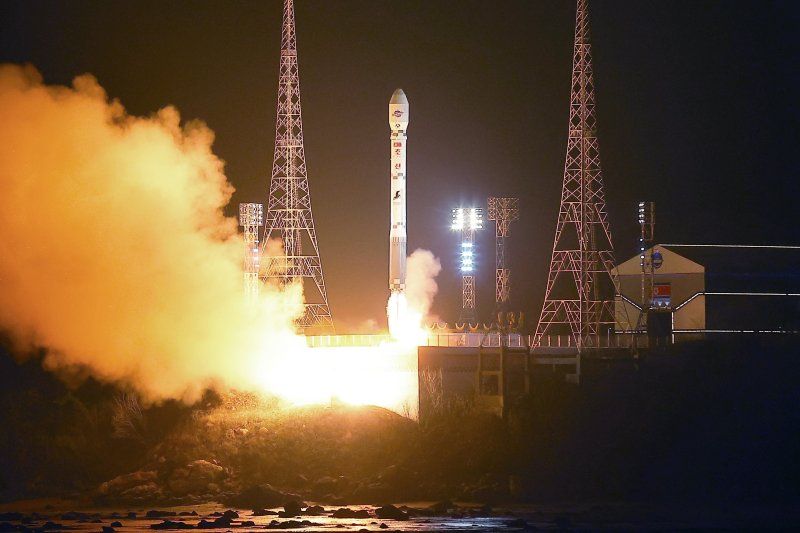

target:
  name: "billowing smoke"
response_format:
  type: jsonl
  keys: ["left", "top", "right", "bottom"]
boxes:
{"left": 405, "top": 249, "right": 442, "bottom": 322}
{"left": 0, "top": 64, "right": 304, "bottom": 403}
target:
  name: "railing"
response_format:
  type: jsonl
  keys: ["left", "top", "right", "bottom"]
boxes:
{"left": 305, "top": 334, "right": 392, "bottom": 348}
{"left": 421, "top": 333, "right": 527, "bottom": 348}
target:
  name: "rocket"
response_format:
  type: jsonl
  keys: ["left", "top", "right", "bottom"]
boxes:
{"left": 389, "top": 88, "right": 409, "bottom": 297}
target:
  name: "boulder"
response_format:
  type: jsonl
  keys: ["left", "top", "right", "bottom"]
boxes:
{"left": 252, "top": 509, "right": 278, "bottom": 517}
{"left": 222, "top": 483, "right": 300, "bottom": 509}
{"left": 167, "top": 460, "right": 225, "bottom": 496}
{"left": 267, "top": 519, "right": 313, "bottom": 529}
{"left": 280, "top": 500, "right": 304, "bottom": 517}
{"left": 98, "top": 471, "right": 159, "bottom": 496}
{"left": 149, "top": 520, "right": 193, "bottom": 530}
{"left": 374, "top": 505, "right": 409, "bottom": 521}
{"left": 120, "top": 482, "right": 164, "bottom": 501}
{"left": 331, "top": 508, "right": 370, "bottom": 519}
{"left": 428, "top": 500, "right": 455, "bottom": 515}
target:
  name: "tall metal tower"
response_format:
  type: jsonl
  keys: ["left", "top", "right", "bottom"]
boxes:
{"left": 239, "top": 203, "right": 263, "bottom": 306}
{"left": 533, "top": 0, "right": 620, "bottom": 350}
{"left": 262, "top": 0, "right": 334, "bottom": 332}
{"left": 487, "top": 197, "right": 519, "bottom": 311}
{"left": 452, "top": 207, "right": 483, "bottom": 323}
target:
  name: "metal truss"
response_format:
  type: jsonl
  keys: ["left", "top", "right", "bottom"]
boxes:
{"left": 462, "top": 275, "right": 476, "bottom": 322}
{"left": 239, "top": 203, "right": 263, "bottom": 307}
{"left": 487, "top": 197, "right": 519, "bottom": 310}
{"left": 262, "top": 0, "right": 334, "bottom": 333}
{"left": 533, "top": 0, "right": 620, "bottom": 350}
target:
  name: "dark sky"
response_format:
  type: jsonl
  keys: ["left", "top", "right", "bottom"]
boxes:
{"left": 2, "top": 0, "right": 798, "bottom": 330}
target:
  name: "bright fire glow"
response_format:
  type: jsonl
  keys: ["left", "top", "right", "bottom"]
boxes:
{"left": 253, "top": 341, "right": 419, "bottom": 418}
{"left": 244, "top": 289, "right": 431, "bottom": 418}
{"left": 387, "top": 291, "right": 427, "bottom": 346}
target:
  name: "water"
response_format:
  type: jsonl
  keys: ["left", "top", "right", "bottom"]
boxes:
{"left": 1, "top": 500, "right": 797, "bottom": 531}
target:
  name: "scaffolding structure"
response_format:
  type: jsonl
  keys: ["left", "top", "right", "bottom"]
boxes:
{"left": 239, "top": 203, "right": 263, "bottom": 306}
{"left": 262, "top": 0, "right": 334, "bottom": 332}
{"left": 487, "top": 197, "right": 519, "bottom": 311}
{"left": 533, "top": 0, "right": 620, "bottom": 351}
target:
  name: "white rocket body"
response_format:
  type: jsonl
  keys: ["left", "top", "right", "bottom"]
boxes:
{"left": 388, "top": 88, "right": 409, "bottom": 295}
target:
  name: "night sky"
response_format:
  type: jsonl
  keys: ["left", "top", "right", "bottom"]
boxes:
{"left": 2, "top": 1, "right": 798, "bottom": 331}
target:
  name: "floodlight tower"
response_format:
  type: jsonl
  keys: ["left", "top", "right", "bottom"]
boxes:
{"left": 533, "top": 0, "right": 621, "bottom": 350}
{"left": 239, "top": 203, "right": 264, "bottom": 306}
{"left": 452, "top": 207, "right": 483, "bottom": 323}
{"left": 487, "top": 197, "right": 519, "bottom": 311}
{"left": 261, "top": 0, "right": 334, "bottom": 332}
{"left": 636, "top": 201, "right": 655, "bottom": 332}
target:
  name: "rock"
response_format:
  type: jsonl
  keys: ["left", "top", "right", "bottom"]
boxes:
{"left": 61, "top": 511, "right": 90, "bottom": 521}
{"left": 331, "top": 508, "right": 370, "bottom": 519}
{"left": 0, "top": 524, "right": 14, "bottom": 533}
{"left": 42, "top": 522, "right": 65, "bottom": 530}
{"left": 118, "top": 482, "right": 164, "bottom": 501}
{"left": 374, "top": 505, "right": 409, "bottom": 521}
{"left": 304, "top": 505, "right": 325, "bottom": 516}
{"left": 240, "top": 521, "right": 255, "bottom": 527}
{"left": 504, "top": 518, "right": 529, "bottom": 529}
{"left": 428, "top": 500, "right": 455, "bottom": 515}
{"left": 252, "top": 509, "right": 278, "bottom": 517}
{"left": 221, "top": 510, "right": 238, "bottom": 520}
{"left": 222, "top": 483, "right": 300, "bottom": 509}
{"left": 267, "top": 519, "right": 314, "bottom": 529}
{"left": 312, "top": 476, "right": 337, "bottom": 494}
{"left": 468, "top": 504, "right": 492, "bottom": 517}
{"left": 102, "top": 527, "right": 115, "bottom": 533}
{"left": 279, "top": 499, "right": 306, "bottom": 518}
{"left": 350, "top": 482, "right": 391, "bottom": 503}
{"left": 150, "top": 519, "right": 193, "bottom": 530}
{"left": 379, "top": 524, "right": 388, "bottom": 529}
{"left": 146, "top": 511, "right": 177, "bottom": 519}
{"left": 178, "top": 512, "right": 198, "bottom": 517}
{"left": 167, "top": 460, "right": 225, "bottom": 496}
{"left": 110, "top": 522, "right": 123, "bottom": 528}
{"left": 0, "top": 514, "right": 22, "bottom": 521}
{"left": 196, "top": 516, "right": 232, "bottom": 529}
{"left": 98, "top": 471, "right": 159, "bottom": 496}
{"left": 127, "top": 513, "right": 137, "bottom": 519}
{"left": 320, "top": 494, "right": 347, "bottom": 506}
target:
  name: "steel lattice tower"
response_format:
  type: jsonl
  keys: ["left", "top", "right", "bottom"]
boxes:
{"left": 239, "top": 203, "right": 263, "bottom": 306}
{"left": 262, "top": 0, "right": 334, "bottom": 332}
{"left": 487, "top": 197, "right": 519, "bottom": 311}
{"left": 533, "top": 0, "right": 619, "bottom": 350}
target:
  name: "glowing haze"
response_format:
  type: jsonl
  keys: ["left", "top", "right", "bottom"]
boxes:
{"left": 0, "top": 64, "right": 438, "bottom": 414}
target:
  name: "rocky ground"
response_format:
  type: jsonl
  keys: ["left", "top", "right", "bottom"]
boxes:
{"left": 92, "top": 393, "right": 509, "bottom": 508}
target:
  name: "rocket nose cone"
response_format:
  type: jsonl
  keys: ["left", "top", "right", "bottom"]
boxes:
{"left": 390, "top": 88, "right": 408, "bottom": 105}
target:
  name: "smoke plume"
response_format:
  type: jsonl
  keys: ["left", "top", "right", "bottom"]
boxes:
{"left": 405, "top": 249, "right": 442, "bottom": 321}
{"left": 0, "top": 64, "right": 304, "bottom": 402}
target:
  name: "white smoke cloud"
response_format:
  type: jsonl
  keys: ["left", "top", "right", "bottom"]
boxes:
{"left": 0, "top": 64, "right": 305, "bottom": 403}
{"left": 405, "top": 249, "right": 442, "bottom": 321}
